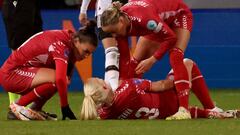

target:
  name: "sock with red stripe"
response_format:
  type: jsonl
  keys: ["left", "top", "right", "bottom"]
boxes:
{"left": 170, "top": 48, "right": 190, "bottom": 109}
{"left": 189, "top": 106, "right": 209, "bottom": 118}
{"left": 191, "top": 62, "right": 215, "bottom": 109}
{"left": 30, "top": 86, "right": 57, "bottom": 111}
{"left": 17, "top": 83, "right": 57, "bottom": 108}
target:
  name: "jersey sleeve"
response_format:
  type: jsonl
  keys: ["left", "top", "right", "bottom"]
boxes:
{"left": 48, "top": 41, "right": 70, "bottom": 64}
{"left": 139, "top": 8, "right": 177, "bottom": 60}
{"left": 55, "top": 59, "right": 68, "bottom": 107}
{"left": 132, "top": 79, "right": 152, "bottom": 93}
{"left": 80, "top": 0, "right": 91, "bottom": 14}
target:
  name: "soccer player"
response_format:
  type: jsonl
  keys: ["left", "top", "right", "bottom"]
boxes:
{"left": 0, "top": 21, "right": 98, "bottom": 120}
{"left": 79, "top": 0, "right": 128, "bottom": 91}
{"left": 2, "top": 0, "right": 43, "bottom": 119}
{"left": 100, "top": 0, "right": 193, "bottom": 119}
{"left": 80, "top": 59, "right": 227, "bottom": 120}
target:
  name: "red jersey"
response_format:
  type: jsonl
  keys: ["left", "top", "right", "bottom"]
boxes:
{"left": 123, "top": 0, "right": 191, "bottom": 36}
{"left": 98, "top": 78, "right": 179, "bottom": 119}
{"left": 1, "top": 30, "right": 75, "bottom": 73}
{"left": 118, "top": 0, "right": 192, "bottom": 60}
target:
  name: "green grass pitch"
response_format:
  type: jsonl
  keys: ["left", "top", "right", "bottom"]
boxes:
{"left": 0, "top": 90, "right": 239, "bottom": 135}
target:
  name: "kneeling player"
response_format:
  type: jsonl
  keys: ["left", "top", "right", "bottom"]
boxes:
{"left": 0, "top": 21, "right": 98, "bottom": 120}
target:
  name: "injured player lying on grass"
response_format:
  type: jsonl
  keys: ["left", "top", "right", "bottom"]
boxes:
{"left": 80, "top": 58, "right": 240, "bottom": 120}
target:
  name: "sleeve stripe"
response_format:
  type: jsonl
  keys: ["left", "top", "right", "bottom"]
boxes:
{"left": 54, "top": 57, "right": 68, "bottom": 64}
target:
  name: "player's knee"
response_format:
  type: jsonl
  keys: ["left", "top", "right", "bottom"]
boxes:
{"left": 170, "top": 49, "right": 184, "bottom": 66}
{"left": 183, "top": 58, "right": 193, "bottom": 68}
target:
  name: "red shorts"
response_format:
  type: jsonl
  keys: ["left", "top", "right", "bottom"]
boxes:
{"left": 171, "top": 10, "right": 193, "bottom": 32}
{"left": 158, "top": 90, "right": 179, "bottom": 119}
{"left": 1, "top": 67, "right": 39, "bottom": 95}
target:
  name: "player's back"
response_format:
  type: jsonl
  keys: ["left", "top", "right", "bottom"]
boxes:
{"left": 1, "top": 30, "right": 72, "bottom": 72}
{"left": 128, "top": 0, "right": 184, "bottom": 11}
{"left": 99, "top": 79, "right": 179, "bottom": 119}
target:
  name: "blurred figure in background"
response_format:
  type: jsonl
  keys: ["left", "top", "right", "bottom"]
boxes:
{"left": 1, "top": 0, "right": 43, "bottom": 119}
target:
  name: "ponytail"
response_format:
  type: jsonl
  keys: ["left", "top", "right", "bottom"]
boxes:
{"left": 80, "top": 96, "right": 98, "bottom": 120}
{"left": 101, "top": 1, "right": 124, "bottom": 27}
{"left": 74, "top": 20, "right": 98, "bottom": 47}
{"left": 80, "top": 78, "right": 109, "bottom": 120}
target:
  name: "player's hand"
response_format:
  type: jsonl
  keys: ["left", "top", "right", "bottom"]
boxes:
{"left": 135, "top": 56, "right": 157, "bottom": 74}
{"left": 61, "top": 105, "right": 77, "bottom": 120}
{"left": 79, "top": 13, "right": 88, "bottom": 26}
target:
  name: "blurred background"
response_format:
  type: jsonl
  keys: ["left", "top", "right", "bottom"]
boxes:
{"left": 0, "top": 0, "right": 240, "bottom": 91}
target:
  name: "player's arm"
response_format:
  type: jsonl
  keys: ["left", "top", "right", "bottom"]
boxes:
{"left": 55, "top": 60, "right": 76, "bottom": 120}
{"left": 51, "top": 41, "right": 76, "bottom": 120}
{"left": 136, "top": 79, "right": 174, "bottom": 92}
{"left": 151, "top": 20, "right": 177, "bottom": 60}
{"left": 142, "top": 12, "right": 177, "bottom": 60}
{"left": 79, "top": 0, "right": 91, "bottom": 25}
{"left": 55, "top": 59, "right": 68, "bottom": 107}
{"left": 150, "top": 79, "right": 174, "bottom": 92}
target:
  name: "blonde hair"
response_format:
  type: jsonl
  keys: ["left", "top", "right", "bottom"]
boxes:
{"left": 80, "top": 78, "right": 108, "bottom": 120}
{"left": 101, "top": 1, "right": 124, "bottom": 27}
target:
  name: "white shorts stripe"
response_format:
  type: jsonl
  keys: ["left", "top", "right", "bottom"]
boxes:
{"left": 192, "top": 75, "right": 203, "bottom": 82}
{"left": 14, "top": 69, "right": 36, "bottom": 78}
{"left": 174, "top": 80, "right": 190, "bottom": 84}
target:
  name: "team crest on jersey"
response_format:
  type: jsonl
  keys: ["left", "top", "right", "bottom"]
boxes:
{"left": 64, "top": 49, "right": 70, "bottom": 58}
{"left": 133, "top": 79, "right": 144, "bottom": 85}
{"left": 147, "top": 20, "right": 157, "bottom": 30}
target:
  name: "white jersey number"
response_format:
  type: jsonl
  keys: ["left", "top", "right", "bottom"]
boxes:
{"left": 135, "top": 107, "right": 159, "bottom": 119}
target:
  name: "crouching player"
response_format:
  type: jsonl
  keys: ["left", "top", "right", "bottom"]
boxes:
{"left": 80, "top": 59, "right": 238, "bottom": 120}
{"left": 0, "top": 21, "right": 98, "bottom": 120}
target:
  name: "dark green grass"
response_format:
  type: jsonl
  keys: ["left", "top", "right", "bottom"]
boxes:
{"left": 0, "top": 90, "right": 240, "bottom": 135}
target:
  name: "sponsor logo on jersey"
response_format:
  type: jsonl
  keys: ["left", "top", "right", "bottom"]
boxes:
{"left": 147, "top": 20, "right": 157, "bottom": 30}
{"left": 118, "top": 109, "right": 133, "bottom": 119}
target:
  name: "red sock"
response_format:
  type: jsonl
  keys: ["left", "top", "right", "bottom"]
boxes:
{"left": 31, "top": 85, "right": 57, "bottom": 111}
{"left": 17, "top": 83, "right": 57, "bottom": 107}
{"left": 117, "top": 37, "right": 130, "bottom": 80}
{"left": 191, "top": 63, "right": 215, "bottom": 109}
{"left": 170, "top": 48, "right": 190, "bottom": 109}
{"left": 189, "top": 107, "right": 209, "bottom": 118}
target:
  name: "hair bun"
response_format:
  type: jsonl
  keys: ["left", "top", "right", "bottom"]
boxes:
{"left": 79, "top": 20, "right": 97, "bottom": 33}
{"left": 85, "top": 20, "right": 97, "bottom": 33}
{"left": 112, "top": 1, "right": 122, "bottom": 10}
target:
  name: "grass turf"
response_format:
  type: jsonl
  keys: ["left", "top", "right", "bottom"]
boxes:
{"left": 0, "top": 90, "right": 239, "bottom": 135}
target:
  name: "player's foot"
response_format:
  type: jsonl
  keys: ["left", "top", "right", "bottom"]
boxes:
{"left": 209, "top": 106, "right": 224, "bottom": 113}
{"left": 38, "top": 110, "right": 57, "bottom": 121}
{"left": 166, "top": 106, "right": 191, "bottom": 120}
{"left": 224, "top": 110, "right": 240, "bottom": 118}
{"left": 10, "top": 103, "right": 46, "bottom": 120}
{"left": 7, "top": 108, "right": 18, "bottom": 120}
